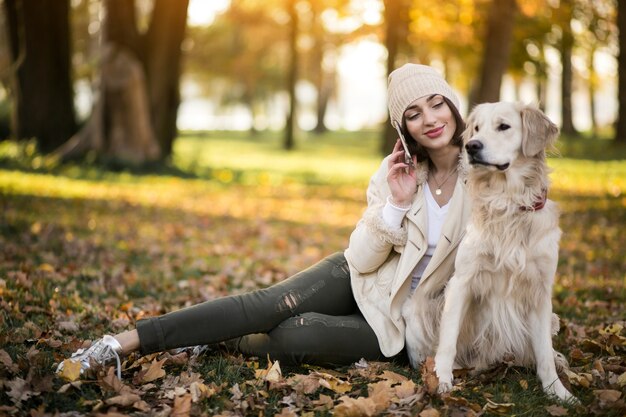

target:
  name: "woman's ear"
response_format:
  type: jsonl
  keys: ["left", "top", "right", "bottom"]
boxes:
{"left": 521, "top": 105, "right": 559, "bottom": 157}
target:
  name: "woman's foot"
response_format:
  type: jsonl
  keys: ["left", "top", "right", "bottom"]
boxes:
{"left": 56, "top": 335, "right": 123, "bottom": 379}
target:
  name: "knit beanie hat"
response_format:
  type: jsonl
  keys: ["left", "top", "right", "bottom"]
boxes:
{"left": 387, "top": 64, "right": 460, "bottom": 127}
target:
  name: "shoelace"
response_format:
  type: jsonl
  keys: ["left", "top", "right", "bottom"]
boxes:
{"left": 110, "top": 346, "right": 122, "bottom": 380}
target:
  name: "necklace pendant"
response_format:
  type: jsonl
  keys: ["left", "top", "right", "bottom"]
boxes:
{"left": 435, "top": 188, "right": 442, "bottom": 196}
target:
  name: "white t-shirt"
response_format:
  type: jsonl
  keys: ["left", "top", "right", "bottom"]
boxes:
{"left": 382, "top": 182, "right": 450, "bottom": 292}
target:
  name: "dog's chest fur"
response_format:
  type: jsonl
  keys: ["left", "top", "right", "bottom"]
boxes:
{"left": 453, "top": 170, "right": 560, "bottom": 368}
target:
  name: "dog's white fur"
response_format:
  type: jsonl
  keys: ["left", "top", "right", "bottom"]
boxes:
{"left": 403, "top": 102, "right": 576, "bottom": 402}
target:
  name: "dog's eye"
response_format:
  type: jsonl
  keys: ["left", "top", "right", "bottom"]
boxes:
{"left": 498, "top": 123, "right": 510, "bottom": 131}
{"left": 474, "top": 126, "right": 479, "bottom": 132}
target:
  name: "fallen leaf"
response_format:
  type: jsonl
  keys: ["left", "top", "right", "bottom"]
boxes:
{"left": 274, "top": 408, "right": 297, "bottom": 417}
{"left": 483, "top": 399, "right": 514, "bottom": 415}
{"left": 312, "top": 393, "right": 334, "bottom": 410}
{"left": 57, "top": 360, "right": 82, "bottom": 382}
{"left": 393, "top": 379, "right": 417, "bottom": 399}
{"left": 105, "top": 393, "right": 141, "bottom": 407}
{"left": 288, "top": 373, "right": 321, "bottom": 394}
{"left": 379, "top": 370, "right": 408, "bottom": 384}
{"left": 421, "top": 357, "right": 439, "bottom": 395}
{"left": 367, "top": 380, "right": 393, "bottom": 412}
{"left": 545, "top": 404, "right": 569, "bottom": 416}
{"left": 0, "top": 349, "right": 19, "bottom": 373}
{"left": 58, "top": 321, "right": 79, "bottom": 333}
{"left": 334, "top": 395, "right": 377, "bottom": 417}
{"left": 171, "top": 394, "right": 192, "bottom": 417}
{"left": 519, "top": 379, "right": 528, "bottom": 390}
{"left": 141, "top": 358, "right": 167, "bottom": 383}
{"left": 37, "top": 263, "right": 55, "bottom": 272}
{"left": 255, "top": 359, "right": 282, "bottom": 383}
{"left": 419, "top": 409, "right": 440, "bottom": 417}
{"left": 594, "top": 389, "right": 622, "bottom": 403}
{"left": 6, "top": 377, "right": 37, "bottom": 404}
{"left": 617, "top": 371, "right": 626, "bottom": 387}
{"left": 313, "top": 371, "right": 352, "bottom": 394}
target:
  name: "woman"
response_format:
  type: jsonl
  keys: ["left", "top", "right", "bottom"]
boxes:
{"left": 56, "top": 64, "right": 469, "bottom": 379}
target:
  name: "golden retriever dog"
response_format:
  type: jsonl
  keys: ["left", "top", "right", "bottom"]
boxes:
{"left": 405, "top": 102, "right": 577, "bottom": 402}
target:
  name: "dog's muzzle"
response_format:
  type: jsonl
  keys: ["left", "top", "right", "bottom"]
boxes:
{"left": 465, "top": 140, "right": 510, "bottom": 171}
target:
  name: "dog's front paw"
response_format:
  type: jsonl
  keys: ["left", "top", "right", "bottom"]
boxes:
{"left": 544, "top": 381, "right": 579, "bottom": 405}
{"left": 438, "top": 381, "right": 453, "bottom": 394}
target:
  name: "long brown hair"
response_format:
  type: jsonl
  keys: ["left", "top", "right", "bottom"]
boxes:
{"left": 401, "top": 97, "right": 465, "bottom": 163}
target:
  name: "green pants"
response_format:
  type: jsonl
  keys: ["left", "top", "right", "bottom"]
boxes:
{"left": 136, "top": 252, "right": 388, "bottom": 366}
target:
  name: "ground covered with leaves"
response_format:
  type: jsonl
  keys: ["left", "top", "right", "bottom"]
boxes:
{"left": 0, "top": 138, "right": 625, "bottom": 416}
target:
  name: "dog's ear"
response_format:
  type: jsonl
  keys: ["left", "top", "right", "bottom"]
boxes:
{"left": 521, "top": 106, "right": 559, "bottom": 157}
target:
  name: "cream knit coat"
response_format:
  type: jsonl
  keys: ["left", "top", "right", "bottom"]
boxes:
{"left": 344, "top": 156, "right": 472, "bottom": 357}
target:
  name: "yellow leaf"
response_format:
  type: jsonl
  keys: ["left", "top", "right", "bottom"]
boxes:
{"left": 617, "top": 371, "right": 626, "bottom": 387}
{"left": 519, "top": 379, "right": 528, "bottom": 390}
{"left": 483, "top": 399, "right": 515, "bottom": 415}
{"left": 57, "top": 360, "right": 82, "bottom": 382}
{"left": 38, "top": 263, "right": 55, "bottom": 272}
{"left": 600, "top": 323, "right": 623, "bottom": 335}
{"left": 314, "top": 371, "right": 352, "bottom": 394}
{"left": 255, "top": 359, "right": 282, "bottom": 383}
{"left": 141, "top": 358, "right": 166, "bottom": 383}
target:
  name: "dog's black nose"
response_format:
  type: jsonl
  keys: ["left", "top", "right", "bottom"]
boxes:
{"left": 465, "top": 140, "right": 483, "bottom": 156}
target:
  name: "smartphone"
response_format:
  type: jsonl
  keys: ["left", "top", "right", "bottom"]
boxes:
{"left": 393, "top": 121, "right": 415, "bottom": 170}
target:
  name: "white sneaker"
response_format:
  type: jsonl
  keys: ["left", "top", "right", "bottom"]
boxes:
{"left": 56, "top": 335, "right": 123, "bottom": 379}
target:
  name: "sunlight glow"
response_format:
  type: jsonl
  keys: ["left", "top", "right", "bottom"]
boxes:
{"left": 187, "top": 0, "right": 230, "bottom": 26}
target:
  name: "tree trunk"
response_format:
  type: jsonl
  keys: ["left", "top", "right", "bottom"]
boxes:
{"left": 616, "top": 0, "right": 626, "bottom": 143}
{"left": 588, "top": 46, "right": 598, "bottom": 138}
{"left": 560, "top": 17, "right": 577, "bottom": 136}
{"left": 284, "top": 0, "right": 298, "bottom": 150}
{"left": 381, "top": 0, "right": 410, "bottom": 155}
{"left": 144, "top": 0, "right": 189, "bottom": 158}
{"left": 53, "top": 45, "right": 160, "bottom": 164}
{"left": 313, "top": 73, "right": 332, "bottom": 134}
{"left": 470, "top": 0, "right": 517, "bottom": 106}
{"left": 54, "top": 0, "right": 189, "bottom": 164}
{"left": 4, "top": 0, "right": 76, "bottom": 152}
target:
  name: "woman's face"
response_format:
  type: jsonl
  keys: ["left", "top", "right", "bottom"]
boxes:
{"left": 403, "top": 94, "right": 457, "bottom": 152}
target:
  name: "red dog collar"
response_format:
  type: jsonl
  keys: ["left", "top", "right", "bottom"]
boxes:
{"left": 520, "top": 189, "right": 547, "bottom": 212}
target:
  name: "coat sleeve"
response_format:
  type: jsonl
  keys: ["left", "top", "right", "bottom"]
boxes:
{"left": 345, "top": 156, "right": 408, "bottom": 274}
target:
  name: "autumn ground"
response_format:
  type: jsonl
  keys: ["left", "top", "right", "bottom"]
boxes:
{"left": 0, "top": 132, "right": 625, "bottom": 416}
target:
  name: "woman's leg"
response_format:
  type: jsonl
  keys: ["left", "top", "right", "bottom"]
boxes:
{"left": 234, "top": 312, "right": 386, "bottom": 366}
{"left": 135, "top": 252, "right": 356, "bottom": 354}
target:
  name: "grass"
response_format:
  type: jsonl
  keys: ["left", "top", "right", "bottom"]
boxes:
{"left": 0, "top": 131, "right": 625, "bottom": 416}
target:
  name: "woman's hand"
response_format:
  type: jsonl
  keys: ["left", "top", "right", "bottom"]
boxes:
{"left": 387, "top": 139, "right": 417, "bottom": 207}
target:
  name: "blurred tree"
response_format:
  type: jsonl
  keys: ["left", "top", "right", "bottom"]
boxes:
{"left": 285, "top": 0, "right": 299, "bottom": 150}
{"left": 554, "top": 0, "right": 578, "bottom": 136}
{"left": 616, "top": 0, "right": 626, "bottom": 143}
{"left": 184, "top": 2, "right": 287, "bottom": 134}
{"left": 381, "top": 0, "right": 411, "bottom": 154}
{"left": 509, "top": 2, "right": 553, "bottom": 111}
{"left": 470, "top": 0, "right": 517, "bottom": 106}
{"left": 574, "top": 0, "right": 615, "bottom": 137}
{"left": 55, "top": 0, "right": 188, "bottom": 164}
{"left": 4, "top": 0, "right": 77, "bottom": 152}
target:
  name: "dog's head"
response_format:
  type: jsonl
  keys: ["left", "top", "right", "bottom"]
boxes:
{"left": 463, "top": 102, "right": 559, "bottom": 171}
